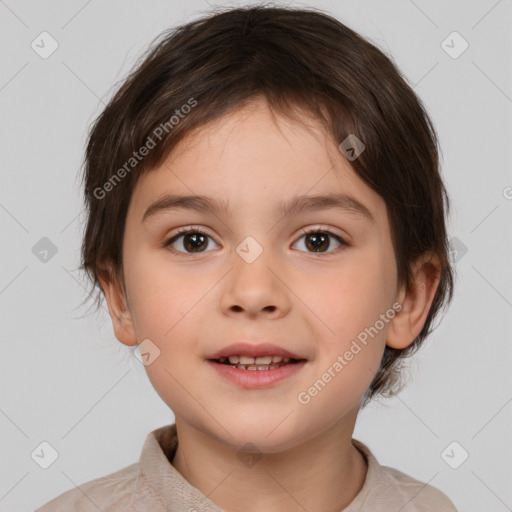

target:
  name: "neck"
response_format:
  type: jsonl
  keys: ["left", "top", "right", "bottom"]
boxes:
{"left": 171, "top": 412, "right": 368, "bottom": 512}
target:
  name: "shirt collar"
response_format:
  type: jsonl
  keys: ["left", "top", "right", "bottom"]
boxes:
{"left": 139, "top": 423, "right": 379, "bottom": 511}
{"left": 140, "top": 423, "right": 222, "bottom": 511}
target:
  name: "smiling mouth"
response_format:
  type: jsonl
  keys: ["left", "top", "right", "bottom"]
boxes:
{"left": 210, "top": 355, "right": 304, "bottom": 370}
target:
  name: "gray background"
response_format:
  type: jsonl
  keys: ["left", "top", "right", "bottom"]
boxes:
{"left": 1, "top": 0, "right": 511, "bottom": 510}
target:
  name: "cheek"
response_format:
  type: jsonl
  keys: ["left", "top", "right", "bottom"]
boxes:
{"left": 294, "top": 248, "right": 394, "bottom": 406}
{"left": 125, "top": 255, "right": 208, "bottom": 411}
{"left": 124, "top": 248, "right": 197, "bottom": 336}
{"left": 123, "top": 249, "right": 214, "bottom": 382}
{"left": 298, "top": 247, "right": 395, "bottom": 342}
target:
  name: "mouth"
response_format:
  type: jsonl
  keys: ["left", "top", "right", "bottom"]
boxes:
{"left": 205, "top": 342, "right": 308, "bottom": 387}
{"left": 209, "top": 355, "right": 306, "bottom": 371}
{"left": 206, "top": 356, "right": 307, "bottom": 388}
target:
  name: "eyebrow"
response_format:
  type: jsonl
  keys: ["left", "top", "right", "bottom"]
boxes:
{"left": 141, "top": 192, "right": 375, "bottom": 224}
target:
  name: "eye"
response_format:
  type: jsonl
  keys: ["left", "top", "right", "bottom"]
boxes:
{"left": 163, "top": 227, "right": 220, "bottom": 255}
{"left": 163, "top": 226, "right": 348, "bottom": 256}
{"left": 293, "top": 227, "right": 348, "bottom": 254}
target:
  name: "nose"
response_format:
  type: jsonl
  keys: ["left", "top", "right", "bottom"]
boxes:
{"left": 218, "top": 247, "right": 292, "bottom": 319}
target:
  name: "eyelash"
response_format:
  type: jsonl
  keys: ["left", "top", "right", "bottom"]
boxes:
{"left": 163, "top": 226, "right": 348, "bottom": 257}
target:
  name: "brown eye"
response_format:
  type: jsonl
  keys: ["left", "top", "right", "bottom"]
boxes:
{"left": 293, "top": 229, "right": 347, "bottom": 254}
{"left": 164, "top": 229, "right": 219, "bottom": 254}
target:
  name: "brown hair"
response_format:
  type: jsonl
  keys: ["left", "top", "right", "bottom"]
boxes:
{"left": 78, "top": 3, "right": 455, "bottom": 406}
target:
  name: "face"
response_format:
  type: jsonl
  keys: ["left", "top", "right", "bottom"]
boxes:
{"left": 109, "top": 97, "right": 404, "bottom": 452}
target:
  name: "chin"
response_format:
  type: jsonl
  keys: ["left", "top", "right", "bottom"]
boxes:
{"left": 213, "top": 412, "right": 305, "bottom": 454}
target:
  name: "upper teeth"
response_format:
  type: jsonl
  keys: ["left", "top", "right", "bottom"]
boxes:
{"left": 218, "top": 355, "right": 290, "bottom": 364}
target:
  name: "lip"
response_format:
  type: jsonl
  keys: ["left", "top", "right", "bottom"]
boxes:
{"left": 206, "top": 359, "right": 307, "bottom": 389}
{"left": 206, "top": 341, "right": 305, "bottom": 360}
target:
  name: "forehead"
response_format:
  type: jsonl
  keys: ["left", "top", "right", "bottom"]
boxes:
{"left": 129, "top": 98, "right": 388, "bottom": 226}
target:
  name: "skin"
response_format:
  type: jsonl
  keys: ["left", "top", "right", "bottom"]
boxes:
{"left": 99, "top": 96, "right": 441, "bottom": 512}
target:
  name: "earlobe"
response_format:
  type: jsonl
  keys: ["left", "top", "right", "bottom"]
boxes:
{"left": 97, "top": 265, "right": 138, "bottom": 347}
{"left": 386, "top": 252, "right": 441, "bottom": 350}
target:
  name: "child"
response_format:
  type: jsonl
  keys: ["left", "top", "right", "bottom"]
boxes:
{"left": 37, "top": 4, "right": 457, "bottom": 511}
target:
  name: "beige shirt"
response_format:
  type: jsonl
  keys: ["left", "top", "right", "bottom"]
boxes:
{"left": 35, "top": 423, "right": 457, "bottom": 511}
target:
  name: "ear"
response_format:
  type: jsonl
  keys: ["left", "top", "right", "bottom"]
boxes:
{"left": 97, "top": 264, "right": 138, "bottom": 347}
{"left": 386, "top": 252, "right": 441, "bottom": 350}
